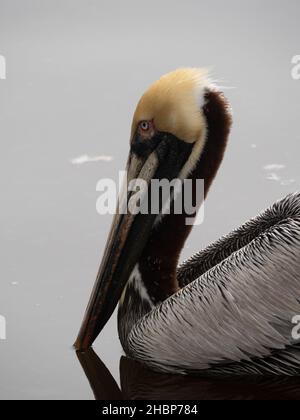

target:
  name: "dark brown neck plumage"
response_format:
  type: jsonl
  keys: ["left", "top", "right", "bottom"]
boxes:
{"left": 137, "top": 90, "right": 232, "bottom": 304}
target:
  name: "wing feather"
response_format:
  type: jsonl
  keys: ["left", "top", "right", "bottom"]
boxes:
{"left": 127, "top": 194, "right": 300, "bottom": 374}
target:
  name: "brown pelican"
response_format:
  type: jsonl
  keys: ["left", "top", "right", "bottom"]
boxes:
{"left": 75, "top": 68, "right": 300, "bottom": 375}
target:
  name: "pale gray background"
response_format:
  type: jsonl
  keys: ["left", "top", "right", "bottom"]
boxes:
{"left": 0, "top": 0, "right": 299, "bottom": 399}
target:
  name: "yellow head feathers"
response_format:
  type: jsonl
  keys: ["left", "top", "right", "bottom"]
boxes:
{"left": 131, "top": 68, "right": 209, "bottom": 143}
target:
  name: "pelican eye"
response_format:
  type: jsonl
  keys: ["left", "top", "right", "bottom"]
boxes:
{"left": 139, "top": 121, "right": 150, "bottom": 131}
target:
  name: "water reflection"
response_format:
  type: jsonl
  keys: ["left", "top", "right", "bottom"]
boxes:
{"left": 77, "top": 348, "right": 300, "bottom": 400}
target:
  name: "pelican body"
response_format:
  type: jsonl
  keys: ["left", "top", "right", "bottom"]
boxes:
{"left": 75, "top": 69, "right": 300, "bottom": 375}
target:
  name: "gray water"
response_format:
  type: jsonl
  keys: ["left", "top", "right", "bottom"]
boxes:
{"left": 0, "top": 0, "right": 299, "bottom": 400}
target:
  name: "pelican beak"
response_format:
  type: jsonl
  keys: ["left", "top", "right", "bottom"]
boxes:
{"left": 74, "top": 135, "right": 193, "bottom": 350}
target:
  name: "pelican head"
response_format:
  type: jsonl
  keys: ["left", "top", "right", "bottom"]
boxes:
{"left": 75, "top": 68, "right": 232, "bottom": 350}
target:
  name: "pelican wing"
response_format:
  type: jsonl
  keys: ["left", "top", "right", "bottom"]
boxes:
{"left": 127, "top": 193, "right": 300, "bottom": 374}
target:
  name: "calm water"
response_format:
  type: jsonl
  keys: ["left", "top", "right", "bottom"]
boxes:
{"left": 77, "top": 349, "right": 300, "bottom": 400}
{"left": 0, "top": 0, "right": 300, "bottom": 399}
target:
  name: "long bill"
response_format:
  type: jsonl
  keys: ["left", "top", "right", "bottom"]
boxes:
{"left": 74, "top": 150, "right": 163, "bottom": 350}
{"left": 75, "top": 137, "right": 194, "bottom": 351}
